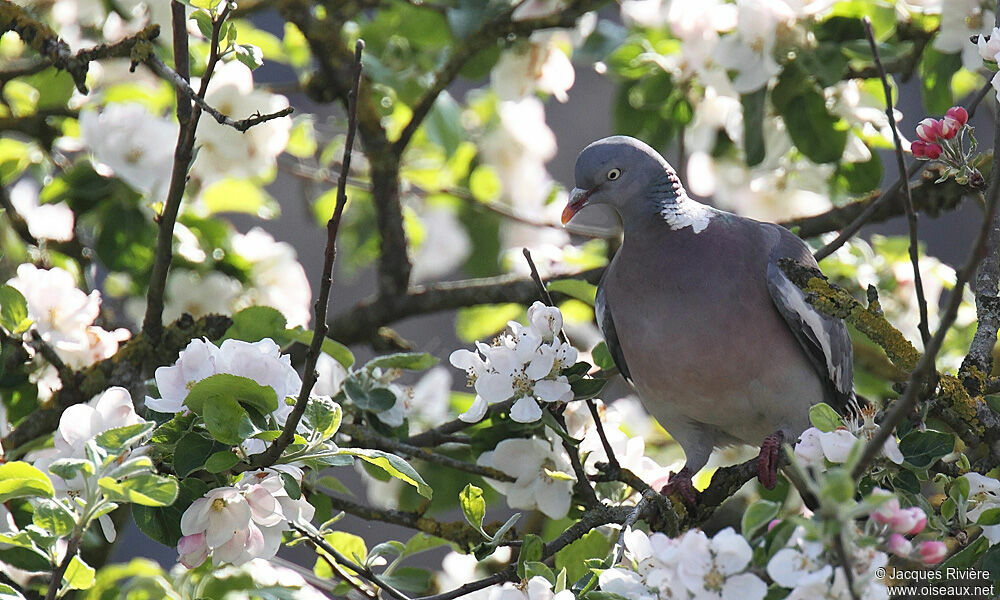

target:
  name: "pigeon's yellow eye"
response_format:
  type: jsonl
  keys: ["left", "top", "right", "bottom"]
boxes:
{"left": 607, "top": 168, "right": 621, "bottom": 180}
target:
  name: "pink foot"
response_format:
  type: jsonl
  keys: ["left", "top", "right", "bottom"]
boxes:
{"left": 659, "top": 467, "right": 697, "bottom": 506}
{"left": 758, "top": 432, "right": 784, "bottom": 490}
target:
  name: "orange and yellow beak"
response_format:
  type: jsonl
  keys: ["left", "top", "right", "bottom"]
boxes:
{"left": 561, "top": 187, "right": 592, "bottom": 225}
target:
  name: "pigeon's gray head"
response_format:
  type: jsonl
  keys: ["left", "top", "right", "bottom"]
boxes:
{"left": 562, "top": 136, "right": 674, "bottom": 224}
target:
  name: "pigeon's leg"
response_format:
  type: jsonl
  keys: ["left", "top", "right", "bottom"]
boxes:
{"left": 659, "top": 467, "right": 697, "bottom": 506}
{"left": 757, "top": 431, "right": 785, "bottom": 490}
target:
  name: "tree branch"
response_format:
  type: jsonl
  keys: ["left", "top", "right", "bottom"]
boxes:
{"left": 1, "top": 314, "right": 232, "bottom": 454}
{"left": 0, "top": 1, "right": 159, "bottom": 93}
{"left": 863, "top": 17, "right": 930, "bottom": 346}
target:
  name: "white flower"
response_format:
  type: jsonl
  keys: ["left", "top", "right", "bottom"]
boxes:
{"left": 7, "top": 264, "right": 129, "bottom": 370}
{"left": 599, "top": 568, "right": 656, "bottom": 599}
{"left": 314, "top": 353, "right": 348, "bottom": 397}
{"left": 231, "top": 227, "right": 312, "bottom": 328}
{"left": 489, "top": 576, "right": 574, "bottom": 600}
{"left": 79, "top": 103, "right": 178, "bottom": 200}
{"left": 9, "top": 179, "right": 74, "bottom": 242}
{"left": 191, "top": 62, "right": 291, "bottom": 184}
{"left": 511, "top": 0, "right": 565, "bottom": 20}
{"left": 936, "top": 1, "right": 993, "bottom": 71}
{"left": 979, "top": 26, "right": 1000, "bottom": 63}
{"left": 180, "top": 487, "right": 249, "bottom": 547}
{"left": 491, "top": 38, "right": 575, "bottom": 103}
{"left": 436, "top": 551, "right": 501, "bottom": 599}
{"left": 478, "top": 437, "right": 575, "bottom": 519}
{"left": 527, "top": 302, "right": 562, "bottom": 342}
{"left": 713, "top": 0, "right": 791, "bottom": 93}
{"left": 451, "top": 309, "right": 576, "bottom": 423}
{"left": 479, "top": 97, "right": 557, "bottom": 209}
{"left": 30, "top": 387, "right": 146, "bottom": 495}
{"left": 146, "top": 338, "right": 302, "bottom": 443}
{"left": 161, "top": 269, "right": 243, "bottom": 323}
{"left": 766, "top": 541, "right": 832, "bottom": 589}
{"left": 410, "top": 205, "right": 471, "bottom": 283}
{"left": 676, "top": 528, "right": 767, "bottom": 600}
{"left": 964, "top": 472, "right": 1000, "bottom": 544}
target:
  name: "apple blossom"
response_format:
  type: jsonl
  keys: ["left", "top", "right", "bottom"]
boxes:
{"left": 915, "top": 118, "right": 943, "bottom": 143}
{"left": 888, "top": 533, "right": 912, "bottom": 557}
{"left": 978, "top": 28, "right": 1000, "bottom": 63}
{"left": 477, "top": 437, "right": 575, "bottom": 519}
{"left": 947, "top": 106, "right": 969, "bottom": 127}
{"left": 178, "top": 533, "right": 210, "bottom": 568}
{"left": 934, "top": 0, "right": 993, "bottom": 70}
{"left": 491, "top": 37, "right": 575, "bottom": 103}
{"left": 9, "top": 179, "right": 74, "bottom": 242}
{"left": 410, "top": 205, "right": 472, "bottom": 283}
{"left": 917, "top": 540, "right": 947, "bottom": 565}
{"left": 489, "top": 576, "right": 574, "bottom": 600}
{"left": 190, "top": 62, "right": 292, "bottom": 184}
{"left": 79, "top": 103, "right": 178, "bottom": 200}
{"left": 963, "top": 472, "right": 1000, "bottom": 543}
{"left": 451, "top": 303, "right": 576, "bottom": 423}
{"left": 479, "top": 97, "right": 557, "bottom": 209}
{"left": 231, "top": 227, "right": 312, "bottom": 328}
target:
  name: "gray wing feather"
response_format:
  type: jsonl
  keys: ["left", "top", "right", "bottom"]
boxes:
{"left": 595, "top": 283, "right": 632, "bottom": 382}
{"left": 765, "top": 228, "right": 854, "bottom": 412}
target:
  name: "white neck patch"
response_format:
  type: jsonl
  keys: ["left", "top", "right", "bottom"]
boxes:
{"left": 660, "top": 195, "right": 713, "bottom": 234}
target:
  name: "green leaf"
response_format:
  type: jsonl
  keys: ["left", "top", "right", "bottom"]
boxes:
{"left": 742, "top": 500, "right": 781, "bottom": 539}
{"left": 835, "top": 153, "right": 883, "bottom": 195}
{"left": 820, "top": 468, "right": 855, "bottom": 504}
{"left": 202, "top": 396, "right": 257, "bottom": 445}
{"left": 234, "top": 44, "right": 264, "bottom": 70}
{"left": 189, "top": 10, "right": 213, "bottom": 38}
{"left": 460, "top": 484, "right": 487, "bottom": 536}
{"left": 571, "top": 377, "right": 607, "bottom": 400}
{"left": 63, "top": 555, "right": 95, "bottom": 590}
{"left": 380, "top": 566, "right": 432, "bottom": 595}
{"left": 977, "top": 507, "right": 1000, "bottom": 526}
{"left": 315, "top": 531, "right": 367, "bottom": 578}
{"left": 224, "top": 306, "right": 286, "bottom": 342}
{"left": 547, "top": 280, "right": 598, "bottom": 306}
{"left": 919, "top": 48, "right": 961, "bottom": 115}
{"left": 0, "top": 546, "right": 50, "bottom": 571}
{"left": 338, "top": 448, "right": 433, "bottom": 498}
{"left": 555, "top": 529, "right": 611, "bottom": 583}
{"left": 202, "top": 178, "right": 278, "bottom": 217}
{"left": 0, "top": 583, "right": 25, "bottom": 600}
{"left": 288, "top": 327, "right": 355, "bottom": 367}
{"left": 0, "top": 461, "right": 54, "bottom": 502}
{"left": 402, "top": 532, "right": 451, "bottom": 558}
{"left": 32, "top": 499, "right": 75, "bottom": 536}
{"left": 591, "top": 342, "right": 615, "bottom": 371}
{"left": 808, "top": 403, "right": 843, "bottom": 432}
{"left": 343, "top": 379, "right": 397, "bottom": 412}
{"left": 523, "top": 562, "right": 555, "bottom": 584}
{"left": 205, "top": 451, "right": 241, "bottom": 473}
{"left": 98, "top": 474, "right": 179, "bottom": 507}
{"left": 898, "top": 430, "right": 955, "bottom": 469}
{"left": 456, "top": 304, "right": 521, "bottom": 342}
{"left": 47, "top": 458, "right": 93, "bottom": 481}
{"left": 133, "top": 478, "right": 208, "bottom": 546}
{"left": 469, "top": 165, "right": 501, "bottom": 202}
{"left": 94, "top": 422, "right": 154, "bottom": 454}
{"left": 173, "top": 433, "right": 225, "bottom": 477}
{"left": 771, "top": 64, "right": 847, "bottom": 164}
{"left": 0, "top": 285, "right": 30, "bottom": 334}
{"left": 184, "top": 373, "right": 278, "bottom": 418}
{"left": 305, "top": 395, "right": 342, "bottom": 441}
{"left": 365, "top": 352, "right": 439, "bottom": 371}
{"left": 741, "top": 88, "right": 767, "bottom": 167}
{"left": 517, "top": 534, "right": 544, "bottom": 579}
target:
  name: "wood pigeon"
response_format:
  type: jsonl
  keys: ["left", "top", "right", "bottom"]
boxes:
{"left": 562, "top": 136, "right": 854, "bottom": 502}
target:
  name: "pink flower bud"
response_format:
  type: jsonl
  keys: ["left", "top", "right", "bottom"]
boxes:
{"left": 924, "top": 143, "right": 943, "bottom": 159}
{"left": 888, "top": 533, "right": 913, "bottom": 556}
{"left": 768, "top": 519, "right": 781, "bottom": 532}
{"left": 911, "top": 140, "right": 928, "bottom": 158}
{"left": 178, "top": 533, "right": 209, "bottom": 568}
{"left": 940, "top": 117, "right": 960, "bottom": 139}
{"left": 889, "top": 506, "right": 927, "bottom": 535}
{"left": 918, "top": 540, "right": 947, "bottom": 565}
{"left": 946, "top": 106, "right": 968, "bottom": 126}
{"left": 916, "top": 118, "right": 943, "bottom": 142}
{"left": 871, "top": 498, "right": 900, "bottom": 524}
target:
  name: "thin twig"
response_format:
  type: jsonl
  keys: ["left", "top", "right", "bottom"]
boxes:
{"left": 141, "top": 4, "right": 232, "bottom": 341}
{"left": 339, "top": 423, "right": 516, "bottom": 483}
{"left": 417, "top": 571, "right": 514, "bottom": 600}
{"left": 143, "top": 54, "right": 294, "bottom": 131}
{"left": 44, "top": 526, "right": 83, "bottom": 600}
{"left": 248, "top": 40, "right": 364, "bottom": 470}
{"left": 291, "top": 523, "right": 413, "bottom": 600}
{"left": 863, "top": 17, "right": 930, "bottom": 347}
{"left": 853, "top": 74, "right": 1000, "bottom": 478}
{"left": 27, "top": 331, "right": 73, "bottom": 385}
